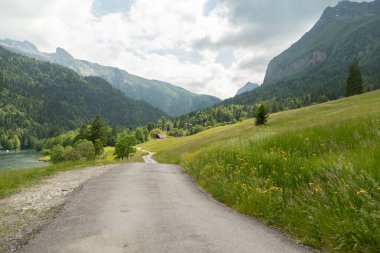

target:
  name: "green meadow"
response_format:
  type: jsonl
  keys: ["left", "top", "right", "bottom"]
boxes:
{"left": 140, "top": 90, "right": 380, "bottom": 252}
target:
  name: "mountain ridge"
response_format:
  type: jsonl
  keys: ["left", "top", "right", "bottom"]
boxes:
{"left": 0, "top": 46, "right": 166, "bottom": 148}
{"left": 0, "top": 39, "right": 220, "bottom": 116}
{"left": 223, "top": 0, "right": 380, "bottom": 110}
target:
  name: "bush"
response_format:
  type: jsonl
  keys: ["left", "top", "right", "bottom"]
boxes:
{"left": 74, "top": 140, "right": 95, "bottom": 161}
{"left": 41, "top": 149, "right": 51, "bottom": 156}
{"left": 62, "top": 146, "right": 76, "bottom": 161}
{"left": 191, "top": 125, "right": 204, "bottom": 135}
{"left": 168, "top": 128, "right": 186, "bottom": 137}
{"left": 94, "top": 139, "right": 104, "bottom": 156}
{"left": 51, "top": 145, "right": 65, "bottom": 163}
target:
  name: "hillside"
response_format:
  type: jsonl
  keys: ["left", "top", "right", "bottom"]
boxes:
{"left": 224, "top": 0, "right": 380, "bottom": 110}
{"left": 0, "top": 46, "right": 166, "bottom": 148}
{"left": 140, "top": 90, "right": 380, "bottom": 252}
{"left": 0, "top": 39, "right": 220, "bottom": 116}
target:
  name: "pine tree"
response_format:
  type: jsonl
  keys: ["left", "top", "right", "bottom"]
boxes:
{"left": 345, "top": 59, "right": 363, "bottom": 97}
{"left": 89, "top": 115, "right": 107, "bottom": 155}
{"left": 255, "top": 104, "right": 269, "bottom": 126}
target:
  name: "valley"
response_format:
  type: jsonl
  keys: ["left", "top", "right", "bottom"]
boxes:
{"left": 0, "top": 0, "right": 379, "bottom": 252}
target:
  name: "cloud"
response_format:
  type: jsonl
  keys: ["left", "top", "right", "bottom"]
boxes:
{"left": 0, "top": 0, "right": 361, "bottom": 99}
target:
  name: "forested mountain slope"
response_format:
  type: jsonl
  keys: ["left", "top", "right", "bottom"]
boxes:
{"left": 0, "top": 39, "right": 220, "bottom": 116}
{"left": 0, "top": 46, "right": 166, "bottom": 148}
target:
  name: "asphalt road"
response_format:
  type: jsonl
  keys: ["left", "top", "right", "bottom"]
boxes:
{"left": 20, "top": 162, "right": 313, "bottom": 253}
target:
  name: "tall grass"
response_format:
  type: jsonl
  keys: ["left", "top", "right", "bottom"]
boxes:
{"left": 141, "top": 90, "right": 380, "bottom": 252}
{"left": 184, "top": 115, "right": 380, "bottom": 252}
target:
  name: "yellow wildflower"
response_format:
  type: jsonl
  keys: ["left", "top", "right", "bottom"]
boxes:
{"left": 356, "top": 189, "right": 366, "bottom": 195}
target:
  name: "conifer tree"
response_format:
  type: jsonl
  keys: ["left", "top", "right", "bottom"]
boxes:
{"left": 345, "top": 59, "right": 363, "bottom": 97}
{"left": 89, "top": 115, "right": 107, "bottom": 156}
{"left": 255, "top": 104, "right": 269, "bottom": 126}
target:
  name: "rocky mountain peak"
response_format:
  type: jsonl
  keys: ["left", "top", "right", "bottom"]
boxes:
{"left": 0, "top": 39, "right": 39, "bottom": 53}
{"left": 236, "top": 82, "right": 259, "bottom": 96}
{"left": 55, "top": 47, "right": 74, "bottom": 60}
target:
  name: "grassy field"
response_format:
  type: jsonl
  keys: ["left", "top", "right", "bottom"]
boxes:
{"left": 0, "top": 147, "right": 146, "bottom": 199}
{"left": 140, "top": 90, "right": 380, "bottom": 252}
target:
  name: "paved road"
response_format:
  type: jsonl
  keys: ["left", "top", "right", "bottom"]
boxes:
{"left": 142, "top": 151, "right": 157, "bottom": 164}
{"left": 20, "top": 162, "right": 313, "bottom": 253}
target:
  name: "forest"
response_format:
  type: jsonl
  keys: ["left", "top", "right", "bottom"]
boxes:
{"left": 0, "top": 46, "right": 166, "bottom": 150}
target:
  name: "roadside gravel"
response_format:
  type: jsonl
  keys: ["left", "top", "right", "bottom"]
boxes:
{"left": 0, "top": 165, "right": 113, "bottom": 252}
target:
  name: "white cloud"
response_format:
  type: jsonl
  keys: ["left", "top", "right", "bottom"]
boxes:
{"left": 0, "top": 0, "right": 360, "bottom": 99}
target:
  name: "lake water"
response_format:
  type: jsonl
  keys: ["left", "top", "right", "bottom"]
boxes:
{"left": 0, "top": 150, "right": 49, "bottom": 171}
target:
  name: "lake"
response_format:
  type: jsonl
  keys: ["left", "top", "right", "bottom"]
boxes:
{"left": 0, "top": 150, "right": 49, "bottom": 171}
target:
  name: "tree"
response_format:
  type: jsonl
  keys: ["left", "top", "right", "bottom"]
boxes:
{"left": 345, "top": 59, "right": 363, "bottom": 97}
{"left": 114, "top": 134, "right": 137, "bottom": 160}
{"left": 75, "top": 124, "right": 92, "bottom": 142}
{"left": 14, "top": 135, "right": 21, "bottom": 150}
{"left": 143, "top": 128, "right": 150, "bottom": 142}
{"left": 255, "top": 104, "right": 269, "bottom": 126}
{"left": 6, "top": 138, "right": 15, "bottom": 150}
{"left": 135, "top": 128, "right": 145, "bottom": 143}
{"left": 89, "top": 115, "right": 107, "bottom": 144}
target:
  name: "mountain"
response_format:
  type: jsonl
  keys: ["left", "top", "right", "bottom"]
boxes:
{"left": 224, "top": 0, "right": 380, "bottom": 110}
{"left": 0, "top": 46, "right": 166, "bottom": 148}
{"left": 236, "top": 82, "right": 259, "bottom": 96}
{"left": 0, "top": 39, "right": 220, "bottom": 116}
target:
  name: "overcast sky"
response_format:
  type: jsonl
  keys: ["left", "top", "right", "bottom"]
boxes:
{"left": 0, "top": 0, "right": 362, "bottom": 98}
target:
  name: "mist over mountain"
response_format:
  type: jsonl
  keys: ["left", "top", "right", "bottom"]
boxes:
{"left": 0, "top": 39, "right": 220, "bottom": 116}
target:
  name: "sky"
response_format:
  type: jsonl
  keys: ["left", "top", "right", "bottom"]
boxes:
{"left": 0, "top": 0, "right": 363, "bottom": 99}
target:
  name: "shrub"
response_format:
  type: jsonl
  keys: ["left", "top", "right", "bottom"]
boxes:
{"left": 74, "top": 140, "right": 95, "bottom": 161}
{"left": 41, "top": 149, "right": 51, "bottom": 156}
{"left": 168, "top": 128, "right": 186, "bottom": 137}
{"left": 51, "top": 145, "right": 65, "bottom": 163}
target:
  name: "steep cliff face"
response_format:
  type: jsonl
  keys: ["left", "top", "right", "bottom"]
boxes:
{"left": 265, "top": 51, "right": 327, "bottom": 85}
{"left": 221, "top": 1, "right": 380, "bottom": 110}
{"left": 263, "top": 0, "right": 380, "bottom": 87}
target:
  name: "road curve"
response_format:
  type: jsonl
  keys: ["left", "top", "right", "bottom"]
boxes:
{"left": 20, "top": 162, "right": 313, "bottom": 253}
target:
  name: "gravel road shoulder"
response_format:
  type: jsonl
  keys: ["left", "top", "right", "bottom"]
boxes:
{"left": 0, "top": 165, "right": 114, "bottom": 252}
